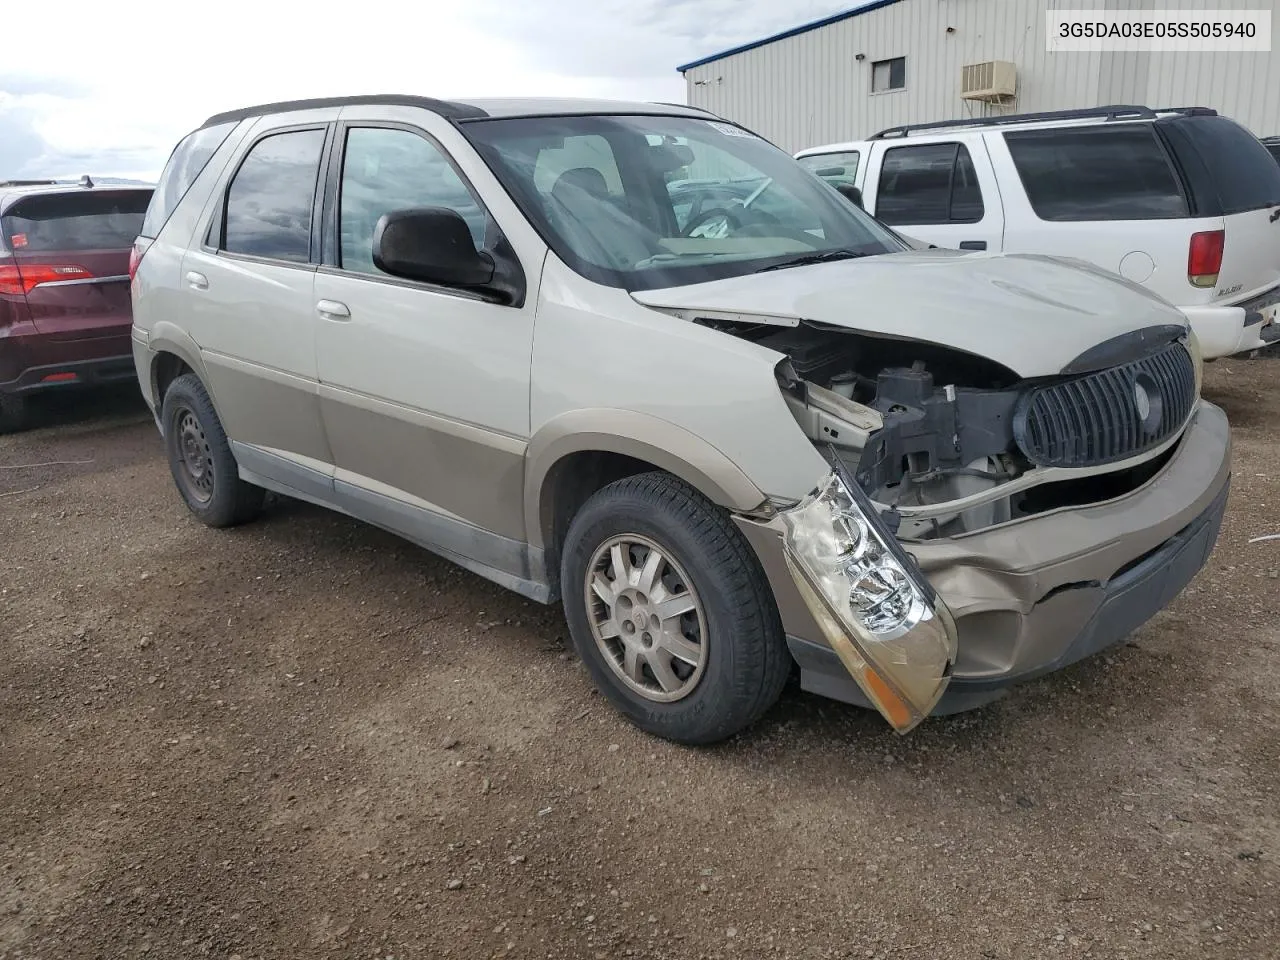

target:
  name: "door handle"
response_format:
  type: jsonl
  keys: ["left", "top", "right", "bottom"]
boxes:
{"left": 316, "top": 299, "right": 351, "bottom": 320}
{"left": 958, "top": 241, "right": 987, "bottom": 251}
{"left": 185, "top": 271, "right": 209, "bottom": 290}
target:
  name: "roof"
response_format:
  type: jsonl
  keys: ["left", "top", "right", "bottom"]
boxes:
{"left": 795, "top": 104, "right": 1219, "bottom": 154}
{"left": 202, "top": 95, "right": 715, "bottom": 129}
{"left": 676, "top": 0, "right": 905, "bottom": 73}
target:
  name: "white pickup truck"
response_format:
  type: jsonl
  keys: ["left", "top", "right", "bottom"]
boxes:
{"left": 797, "top": 105, "right": 1280, "bottom": 360}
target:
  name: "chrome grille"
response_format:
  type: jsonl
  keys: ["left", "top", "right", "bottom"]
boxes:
{"left": 1014, "top": 341, "right": 1197, "bottom": 468}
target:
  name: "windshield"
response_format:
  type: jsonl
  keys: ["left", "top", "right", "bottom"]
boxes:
{"left": 462, "top": 114, "right": 904, "bottom": 291}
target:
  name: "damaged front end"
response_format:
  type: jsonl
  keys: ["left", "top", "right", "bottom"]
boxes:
{"left": 777, "top": 460, "right": 958, "bottom": 733}
{"left": 721, "top": 318, "right": 1209, "bottom": 733}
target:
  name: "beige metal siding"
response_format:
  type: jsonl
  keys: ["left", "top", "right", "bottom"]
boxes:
{"left": 684, "top": 0, "right": 1280, "bottom": 152}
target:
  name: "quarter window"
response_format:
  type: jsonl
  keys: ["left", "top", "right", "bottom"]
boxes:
{"left": 222, "top": 129, "right": 325, "bottom": 263}
{"left": 142, "top": 121, "right": 235, "bottom": 239}
{"left": 876, "top": 142, "right": 985, "bottom": 225}
{"left": 338, "top": 127, "right": 487, "bottom": 277}
{"left": 1003, "top": 125, "right": 1188, "bottom": 221}
{"left": 872, "top": 57, "right": 906, "bottom": 93}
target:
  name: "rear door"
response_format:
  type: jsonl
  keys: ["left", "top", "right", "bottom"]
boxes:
{"left": 1157, "top": 115, "right": 1280, "bottom": 307}
{"left": 860, "top": 135, "right": 1004, "bottom": 252}
{"left": 180, "top": 111, "right": 335, "bottom": 479}
{"left": 1, "top": 188, "right": 151, "bottom": 341}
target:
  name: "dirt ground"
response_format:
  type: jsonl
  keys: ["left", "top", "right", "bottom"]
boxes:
{"left": 1, "top": 357, "right": 1278, "bottom": 960}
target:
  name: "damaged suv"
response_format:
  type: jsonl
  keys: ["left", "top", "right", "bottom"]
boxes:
{"left": 131, "top": 97, "right": 1231, "bottom": 743}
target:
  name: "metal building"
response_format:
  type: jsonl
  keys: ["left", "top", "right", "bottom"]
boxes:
{"left": 678, "top": 0, "right": 1280, "bottom": 153}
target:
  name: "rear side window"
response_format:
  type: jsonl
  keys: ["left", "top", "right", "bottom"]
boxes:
{"left": 1157, "top": 115, "right": 1280, "bottom": 216}
{"left": 2, "top": 191, "right": 152, "bottom": 252}
{"left": 876, "top": 142, "right": 985, "bottom": 225}
{"left": 1267, "top": 142, "right": 1280, "bottom": 165}
{"left": 222, "top": 129, "right": 326, "bottom": 263}
{"left": 1004, "top": 125, "right": 1187, "bottom": 221}
{"left": 141, "top": 121, "right": 235, "bottom": 238}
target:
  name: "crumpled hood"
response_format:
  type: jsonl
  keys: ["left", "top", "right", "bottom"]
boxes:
{"left": 632, "top": 249, "right": 1190, "bottom": 378}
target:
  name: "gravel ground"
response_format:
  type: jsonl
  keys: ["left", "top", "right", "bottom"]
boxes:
{"left": 2, "top": 360, "right": 1278, "bottom": 960}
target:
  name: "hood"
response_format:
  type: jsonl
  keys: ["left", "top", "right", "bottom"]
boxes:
{"left": 631, "top": 250, "right": 1189, "bottom": 378}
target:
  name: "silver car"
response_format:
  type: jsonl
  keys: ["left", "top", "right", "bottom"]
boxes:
{"left": 130, "top": 96, "right": 1231, "bottom": 744}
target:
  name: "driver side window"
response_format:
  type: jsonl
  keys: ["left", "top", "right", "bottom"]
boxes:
{"left": 339, "top": 127, "right": 488, "bottom": 277}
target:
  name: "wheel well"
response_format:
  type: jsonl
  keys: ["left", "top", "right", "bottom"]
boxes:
{"left": 541, "top": 450, "right": 658, "bottom": 599}
{"left": 153, "top": 351, "right": 193, "bottom": 402}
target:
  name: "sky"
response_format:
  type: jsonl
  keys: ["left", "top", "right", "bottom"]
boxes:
{"left": 0, "top": 0, "right": 864, "bottom": 183}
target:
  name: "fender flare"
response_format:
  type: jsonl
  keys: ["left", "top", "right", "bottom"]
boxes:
{"left": 144, "top": 323, "right": 209, "bottom": 401}
{"left": 523, "top": 408, "right": 768, "bottom": 549}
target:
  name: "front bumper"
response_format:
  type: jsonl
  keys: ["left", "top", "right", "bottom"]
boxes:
{"left": 736, "top": 401, "right": 1232, "bottom": 717}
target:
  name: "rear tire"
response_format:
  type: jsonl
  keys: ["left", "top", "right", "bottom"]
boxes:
{"left": 0, "top": 394, "right": 29, "bottom": 435}
{"left": 560, "top": 472, "right": 790, "bottom": 745}
{"left": 161, "top": 373, "right": 264, "bottom": 527}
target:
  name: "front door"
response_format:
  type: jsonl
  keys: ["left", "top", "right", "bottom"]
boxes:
{"left": 312, "top": 111, "right": 537, "bottom": 574}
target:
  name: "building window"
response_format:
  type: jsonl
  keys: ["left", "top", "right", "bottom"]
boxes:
{"left": 871, "top": 57, "right": 906, "bottom": 93}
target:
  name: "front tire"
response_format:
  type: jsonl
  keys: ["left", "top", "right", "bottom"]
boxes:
{"left": 161, "top": 373, "right": 264, "bottom": 527}
{"left": 561, "top": 472, "right": 790, "bottom": 745}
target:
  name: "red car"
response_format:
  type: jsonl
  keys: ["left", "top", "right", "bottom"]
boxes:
{"left": 0, "top": 178, "right": 153, "bottom": 433}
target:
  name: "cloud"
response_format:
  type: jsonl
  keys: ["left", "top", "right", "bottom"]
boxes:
{"left": 467, "top": 0, "right": 862, "bottom": 77}
{"left": 0, "top": 0, "right": 858, "bottom": 181}
{"left": 0, "top": 107, "right": 49, "bottom": 177}
{"left": 0, "top": 74, "right": 92, "bottom": 99}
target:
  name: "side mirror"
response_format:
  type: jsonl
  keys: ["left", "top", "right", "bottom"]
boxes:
{"left": 373, "top": 207, "right": 494, "bottom": 288}
{"left": 835, "top": 184, "right": 864, "bottom": 209}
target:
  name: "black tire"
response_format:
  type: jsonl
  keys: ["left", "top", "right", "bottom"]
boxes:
{"left": 561, "top": 471, "right": 791, "bottom": 745}
{"left": 160, "top": 373, "right": 264, "bottom": 527}
{"left": 0, "top": 393, "right": 29, "bottom": 435}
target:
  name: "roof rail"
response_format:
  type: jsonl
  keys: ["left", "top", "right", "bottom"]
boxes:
{"left": 869, "top": 104, "right": 1216, "bottom": 140}
{"left": 0, "top": 179, "right": 59, "bottom": 188}
{"left": 200, "top": 94, "right": 489, "bottom": 129}
{"left": 1151, "top": 106, "right": 1218, "bottom": 117}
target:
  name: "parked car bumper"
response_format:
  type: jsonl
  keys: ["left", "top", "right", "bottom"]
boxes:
{"left": 0, "top": 329, "right": 135, "bottom": 396}
{"left": 1182, "top": 286, "right": 1280, "bottom": 359}
{"left": 734, "top": 400, "right": 1232, "bottom": 717}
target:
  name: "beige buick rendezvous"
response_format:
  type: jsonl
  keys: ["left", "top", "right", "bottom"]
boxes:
{"left": 130, "top": 95, "right": 1231, "bottom": 744}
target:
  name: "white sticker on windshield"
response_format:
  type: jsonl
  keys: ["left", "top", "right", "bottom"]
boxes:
{"left": 709, "top": 121, "right": 756, "bottom": 139}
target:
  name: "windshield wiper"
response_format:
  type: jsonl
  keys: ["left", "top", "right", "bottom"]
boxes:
{"left": 755, "top": 249, "right": 870, "bottom": 273}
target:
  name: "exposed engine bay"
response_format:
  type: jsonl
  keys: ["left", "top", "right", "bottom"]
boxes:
{"left": 699, "top": 319, "right": 1190, "bottom": 540}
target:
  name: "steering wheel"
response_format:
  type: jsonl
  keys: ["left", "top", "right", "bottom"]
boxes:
{"left": 682, "top": 207, "right": 741, "bottom": 238}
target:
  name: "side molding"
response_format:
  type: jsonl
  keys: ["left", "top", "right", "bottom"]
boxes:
{"left": 524, "top": 408, "right": 768, "bottom": 549}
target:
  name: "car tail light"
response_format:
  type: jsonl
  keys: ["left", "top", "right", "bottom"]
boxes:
{"left": 0, "top": 263, "right": 92, "bottom": 296}
{"left": 129, "top": 238, "right": 152, "bottom": 282}
{"left": 1188, "top": 230, "right": 1225, "bottom": 288}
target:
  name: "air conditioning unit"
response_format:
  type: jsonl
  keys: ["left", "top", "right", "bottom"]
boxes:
{"left": 961, "top": 60, "right": 1017, "bottom": 102}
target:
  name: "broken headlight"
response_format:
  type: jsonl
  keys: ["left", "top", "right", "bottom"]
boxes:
{"left": 780, "top": 461, "right": 957, "bottom": 733}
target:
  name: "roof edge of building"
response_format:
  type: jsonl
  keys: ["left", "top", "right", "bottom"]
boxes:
{"left": 676, "top": 0, "right": 905, "bottom": 74}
